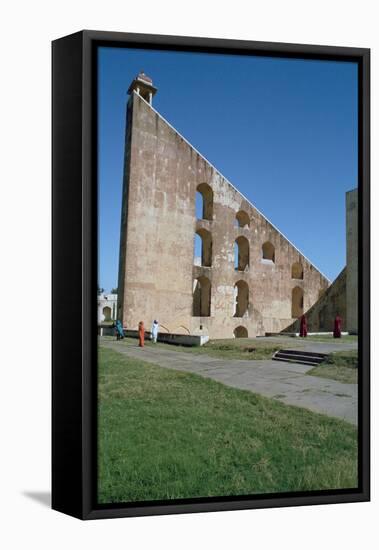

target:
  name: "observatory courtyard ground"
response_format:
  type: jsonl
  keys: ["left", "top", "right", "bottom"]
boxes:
{"left": 98, "top": 336, "right": 358, "bottom": 503}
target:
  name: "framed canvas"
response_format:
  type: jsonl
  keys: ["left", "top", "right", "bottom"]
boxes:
{"left": 52, "top": 30, "right": 370, "bottom": 520}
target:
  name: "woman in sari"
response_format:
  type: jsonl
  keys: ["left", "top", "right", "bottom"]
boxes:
{"left": 138, "top": 321, "right": 145, "bottom": 347}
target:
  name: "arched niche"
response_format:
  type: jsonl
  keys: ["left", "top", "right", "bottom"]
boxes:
{"left": 234, "top": 326, "right": 248, "bottom": 338}
{"left": 233, "top": 280, "right": 249, "bottom": 318}
{"left": 262, "top": 241, "right": 275, "bottom": 262}
{"left": 235, "top": 210, "right": 250, "bottom": 228}
{"left": 234, "top": 236, "right": 249, "bottom": 271}
{"left": 291, "top": 262, "right": 303, "bottom": 280}
{"left": 292, "top": 286, "right": 304, "bottom": 318}
{"left": 196, "top": 183, "right": 213, "bottom": 221}
{"left": 102, "top": 306, "right": 112, "bottom": 321}
{"left": 194, "top": 228, "right": 212, "bottom": 267}
{"left": 193, "top": 276, "right": 211, "bottom": 317}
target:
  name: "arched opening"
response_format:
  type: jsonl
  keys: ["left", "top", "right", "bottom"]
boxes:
{"left": 292, "top": 286, "right": 304, "bottom": 318}
{"left": 196, "top": 183, "right": 213, "bottom": 221}
{"left": 194, "top": 228, "right": 212, "bottom": 267}
{"left": 234, "top": 236, "right": 249, "bottom": 271}
{"left": 234, "top": 326, "right": 248, "bottom": 338}
{"left": 233, "top": 280, "right": 249, "bottom": 318}
{"left": 291, "top": 262, "right": 303, "bottom": 280}
{"left": 193, "top": 234, "right": 202, "bottom": 266}
{"left": 173, "top": 325, "right": 191, "bottom": 335}
{"left": 235, "top": 210, "right": 250, "bottom": 228}
{"left": 195, "top": 192, "right": 203, "bottom": 220}
{"left": 103, "top": 306, "right": 112, "bottom": 321}
{"left": 262, "top": 241, "right": 275, "bottom": 262}
{"left": 193, "top": 276, "right": 211, "bottom": 317}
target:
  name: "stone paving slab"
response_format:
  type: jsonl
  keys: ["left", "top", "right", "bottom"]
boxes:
{"left": 100, "top": 339, "right": 358, "bottom": 426}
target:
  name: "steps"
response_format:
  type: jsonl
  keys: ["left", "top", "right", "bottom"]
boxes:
{"left": 272, "top": 349, "right": 328, "bottom": 367}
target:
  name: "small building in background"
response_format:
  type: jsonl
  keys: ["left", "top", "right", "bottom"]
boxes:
{"left": 97, "top": 293, "right": 118, "bottom": 324}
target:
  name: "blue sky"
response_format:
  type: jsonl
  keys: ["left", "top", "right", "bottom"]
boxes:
{"left": 98, "top": 47, "right": 358, "bottom": 292}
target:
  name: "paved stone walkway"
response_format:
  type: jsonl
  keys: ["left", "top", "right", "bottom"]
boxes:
{"left": 100, "top": 338, "right": 358, "bottom": 425}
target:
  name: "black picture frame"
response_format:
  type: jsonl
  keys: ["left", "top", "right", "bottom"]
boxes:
{"left": 52, "top": 30, "right": 370, "bottom": 520}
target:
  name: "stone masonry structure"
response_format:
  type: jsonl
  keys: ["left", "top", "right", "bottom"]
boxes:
{"left": 117, "top": 73, "right": 330, "bottom": 339}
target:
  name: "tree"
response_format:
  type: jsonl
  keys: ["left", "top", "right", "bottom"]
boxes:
{"left": 111, "top": 287, "right": 118, "bottom": 294}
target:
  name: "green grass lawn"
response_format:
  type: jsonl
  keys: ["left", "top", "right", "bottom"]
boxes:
{"left": 98, "top": 347, "right": 358, "bottom": 504}
{"left": 186, "top": 338, "right": 284, "bottom": 359}
{"left": 308, "top": 351, "right": 358, "bottom": 384}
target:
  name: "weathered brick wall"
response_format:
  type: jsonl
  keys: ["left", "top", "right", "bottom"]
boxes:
{"left": 118, "top": 93, "right": 330, "bottom": 338}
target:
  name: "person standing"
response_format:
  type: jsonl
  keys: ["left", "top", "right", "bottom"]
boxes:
{"left": 115, "top": 319, "right": 125, "bottom": 340}
{"left": 333, "top": 315, "right": 342, "bottom": 338}
{"left": 151, "top": 320, "right": 159, "bottom": 344}
{"left": 299, "top": 314, "right": 308, "bottom": 337}
{"left": 138, "top": 321, "right": 145, "bottom": 347}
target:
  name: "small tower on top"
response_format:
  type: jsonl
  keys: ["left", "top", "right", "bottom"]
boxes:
{"left": 127, "top": 71, "right": 157, "bottom": 105}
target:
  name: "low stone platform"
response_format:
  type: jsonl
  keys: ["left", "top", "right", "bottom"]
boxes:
{"left": 97, "top": 325, "right": 209, "bottom": 345}
{"left": 124, "top": 329, "right": 209, "bottom": 347}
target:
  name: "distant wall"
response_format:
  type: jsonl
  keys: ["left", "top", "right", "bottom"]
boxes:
{"left": 281, "top": 188, "right": 358, "bottom": 335}
{"left": 346, "top": 189, "right": 358, "bottom": 333}
{"left": 282, "top": 268, "right": 347, "bottom": 333}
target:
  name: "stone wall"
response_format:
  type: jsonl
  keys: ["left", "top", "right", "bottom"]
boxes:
{"left": 346, "top": 189, "right": 358, "bottom": 333}
{"left": 118, "top": 92, "right": 330, "bottom": 339}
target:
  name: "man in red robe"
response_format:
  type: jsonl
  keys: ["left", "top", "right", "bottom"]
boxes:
{"left": 333, "top": 315, "right": 342, "bottom": 338}
{"left": 300, "top": 315, "right": 307, "bottom": 337}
